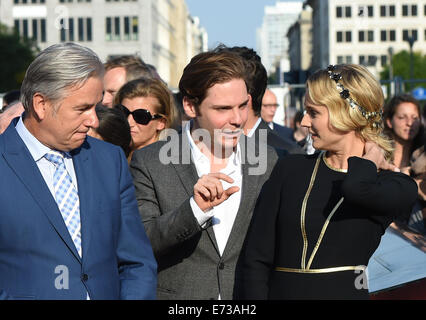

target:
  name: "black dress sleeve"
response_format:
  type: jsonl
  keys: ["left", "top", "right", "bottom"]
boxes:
{"left": 342, "top": 157, "right": 418, "bottom": 219}
{"left": 237, "top": 156, "right": 290, "bottom": 299}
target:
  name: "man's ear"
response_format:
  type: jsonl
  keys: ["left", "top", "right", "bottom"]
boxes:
{"left": 182, "top": 96, "right": 197, "bottom": 119}
{"left": 32, "top": 93, "right": 49, "bottom": 120}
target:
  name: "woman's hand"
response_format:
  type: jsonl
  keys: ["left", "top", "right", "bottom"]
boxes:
{"left": 363, "top": 141, "right": 400, "bottom": 172}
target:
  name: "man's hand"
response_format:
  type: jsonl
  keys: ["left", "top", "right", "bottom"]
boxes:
{"left": 193, "top": 172, "right": 239, "bottom": 212}
{"left": 363, "top": 141, "right": 400, "bottom": 172}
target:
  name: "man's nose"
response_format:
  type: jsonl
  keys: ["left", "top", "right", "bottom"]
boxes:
{"left": 102, "top": 92, "right": 112, "bottom": 107}
{"left": 230, "top": 108, "right": 243, "bottom": 126}
{"left": 87, "top": 107, "right": 99, "bottom": 128}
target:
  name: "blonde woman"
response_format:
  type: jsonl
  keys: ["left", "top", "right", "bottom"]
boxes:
{"left": 238, "top": 64, "right": 418, "bottom": 300}
{"left": 114, "top": 77, "right": 176, "bottom": 161}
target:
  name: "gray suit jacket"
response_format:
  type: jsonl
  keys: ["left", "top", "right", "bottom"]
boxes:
{"left": 129, "top": 132, "right": 279, "bottom": 300}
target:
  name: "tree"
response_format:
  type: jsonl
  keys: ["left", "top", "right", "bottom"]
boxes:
{"left": 267, "top": 70, "right": 280, "bottom": 85}
{"left": 0, "top": 23, "right": 38, "bottom": 93}
{"left": 380, "top": 50, "right": 426, "bottom": 91}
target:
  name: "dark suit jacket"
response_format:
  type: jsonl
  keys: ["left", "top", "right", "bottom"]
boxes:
{"left": 0, "top": 118, "right": 157, "bottom": 300}
{"left": 272, "top": 122, "right": 294, "bottom": 141}
{"left": 253, "top": 119, "right": 304, "bottom": 155}
{"left": 129, "top": 132, "right": 279, "bottom": 299}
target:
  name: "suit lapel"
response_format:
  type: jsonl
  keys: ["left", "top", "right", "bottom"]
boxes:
{"left": 171, "top": 162, "right": 198, "bottom": 196}
{"left": 2, "top": 124, "right": 81, "bottom": 262}
{"left": 221, "top": 141, "right": 262, "bottom": 258}
{"left": 71, "top": 143, "right": 92, "bottom": 261}
{"left": 171, "top": 133, "right": 221, "bottom": 254}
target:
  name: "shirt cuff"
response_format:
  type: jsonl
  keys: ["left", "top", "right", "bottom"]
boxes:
{"left": 190, "top": 196, "right": 214, "bottom": 227}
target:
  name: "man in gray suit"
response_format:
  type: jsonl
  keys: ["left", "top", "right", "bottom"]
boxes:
{"left": 130, "top": 50, "right": 279, "bottom": 300}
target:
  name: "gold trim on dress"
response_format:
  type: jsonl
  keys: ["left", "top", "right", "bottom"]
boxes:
{"left": 298, "top": 151, "right": 345, "bottom": 272}
{"left": 300, "top": 152, "right": 322, "bottom": 269}
{"left": 275, "top": 266, "right": 365, "bottom": 274}
{"left": 322, "top": 152, "right": 348, "bottom": 173}
{"left": 306, "top": 197, "right": 344, "bottom": 269}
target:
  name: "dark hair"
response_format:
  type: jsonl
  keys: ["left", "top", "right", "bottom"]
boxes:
{"left": 384, "top": 94, "right": 424, "bottom": 152}
{"left": 213, "top": 45, "right": 267, "bottom": 116}
{"left": 2, "top": 89, "right": 20, "bottom": 110}
{"left": 173, "top": 91, "right": 190, "bottom": 129}
{"left": 293, "top": 110, "right": 304, "bottom": 128}
{"left": 93, "top": 105, "right": 131, "bottom": 157}
{"left": 178, "top": 50, "right": 248, "bottom": 108}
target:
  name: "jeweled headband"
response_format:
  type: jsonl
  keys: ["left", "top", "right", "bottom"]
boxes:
{"left": 327, "top": 65, "right": 383, "bottom": 129}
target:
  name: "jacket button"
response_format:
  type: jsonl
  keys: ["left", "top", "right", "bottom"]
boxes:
{"left": 218, "top": 262, "right": 225, "bottom": 270}
{"left": 81, "top": 274, "right": 89, "bottom": 281}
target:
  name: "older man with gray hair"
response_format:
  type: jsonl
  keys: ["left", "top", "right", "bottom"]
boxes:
{"left": 0, "top": 43, "right": 157, "bottom": 300}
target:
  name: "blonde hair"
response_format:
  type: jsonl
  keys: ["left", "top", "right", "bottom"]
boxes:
{"left": 307, "top": 64, "right": 393, "bottom": 159}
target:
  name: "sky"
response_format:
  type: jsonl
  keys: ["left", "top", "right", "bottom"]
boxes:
{"left": 185, "top": 0, "right": 303, "bottom": 50}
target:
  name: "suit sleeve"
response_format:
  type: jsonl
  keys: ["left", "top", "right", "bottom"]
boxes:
{"left": 342, "top": 157, "right": 418, "bottom": 219}
{"left": 236, "top": 158, "right": 287, "bottom": 300}
{"left": 115, "top": 148, "right": 158, "bottom": 300}
{"left": 130, "top": 150, "right": 202, "bottom": 259}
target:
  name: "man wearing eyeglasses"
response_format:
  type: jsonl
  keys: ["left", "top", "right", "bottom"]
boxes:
{"left": 261, "top": 89, "right": 295, "bottom": 142}
{"left": 129, "top": 50, "right": 280, "bottom": 300}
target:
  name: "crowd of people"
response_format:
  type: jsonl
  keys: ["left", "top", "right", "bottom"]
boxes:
{"left": 0, "top": 41, "right": 424, "bottom": 300}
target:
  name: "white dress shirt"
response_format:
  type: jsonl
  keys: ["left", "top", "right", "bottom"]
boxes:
{"left": 15, "top": 116, "right": 78, "bottom": 196}
{"left": 185, "top": 121, "right": 242, "bottom": 256}
{"left": 246, "top": 117, "right": 262, "bottom": 138}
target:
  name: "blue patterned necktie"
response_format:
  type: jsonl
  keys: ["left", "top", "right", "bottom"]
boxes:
{"left": 44, "top": 150, "right": 82, "bottom": 257}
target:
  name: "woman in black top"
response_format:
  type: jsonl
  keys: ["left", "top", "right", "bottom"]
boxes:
{"left": 238, "top": 64, "right": 418, "bottom": 300}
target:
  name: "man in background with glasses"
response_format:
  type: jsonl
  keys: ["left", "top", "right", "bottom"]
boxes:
{"left": 261, "top": 88, "right": 295, "bottom": 143}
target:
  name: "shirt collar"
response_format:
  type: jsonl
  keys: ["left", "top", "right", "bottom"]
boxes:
{"left": 15, "top": 116, "right": 71, "bottom": 161}
{"left": 184, "top": 120, "right": 207, "bottom": 164}
{"left": 246, "top": 117, "right": 262, "bottom": 138}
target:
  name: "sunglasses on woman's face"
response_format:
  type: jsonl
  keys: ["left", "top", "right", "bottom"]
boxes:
{"left": 115, "top": 104, "right": 162, "bottom": 125}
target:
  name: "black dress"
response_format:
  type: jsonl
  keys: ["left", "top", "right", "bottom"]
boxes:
{"left": 238, "top": 152, "right": 418, "bottom": 300}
